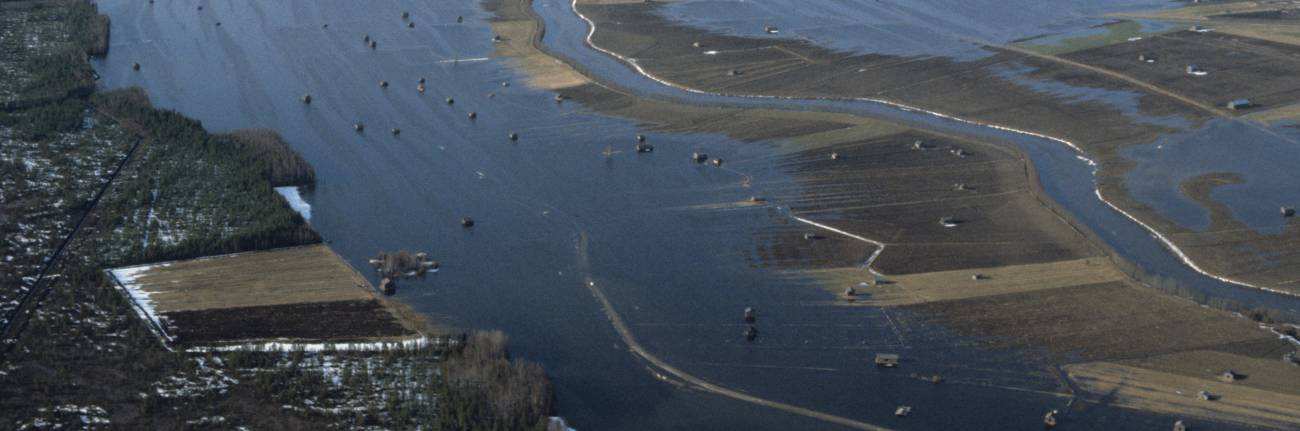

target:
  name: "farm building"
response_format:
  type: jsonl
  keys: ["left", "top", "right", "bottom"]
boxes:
{"left": 1226, "top": 99, "right": 1252, "bottom": 110}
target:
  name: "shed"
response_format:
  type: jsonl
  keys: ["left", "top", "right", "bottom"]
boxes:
{"left": 1226, "top": 99, "right": 1251, "bottom": 110}
{"left": 1186, "top": 64, "right": 1207, "bottom": 76}
{"left": 1219, "top": 370, "right": 1240, "bottom": 382}
{"left": 875, "top": 353, "right": 900, "bottom": 367}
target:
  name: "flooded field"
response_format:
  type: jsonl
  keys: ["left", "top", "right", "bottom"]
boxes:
{"left": 90, "top": 0, "right": 1298, "bottom": 429}
{"left": 657, "top": 0, "right": 1177, "bottom": 60}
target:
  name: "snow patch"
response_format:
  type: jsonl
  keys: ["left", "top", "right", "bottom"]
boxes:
{"left": 186, "top": 334, "right": 441, "bottom": 353}
{"left": 107, "top": 263, "right": 176, "bottom": 345}
{"left": 549, "top": 416, "right": 577, "bottom": 431}
{"left": 275, "top": 186, "right": 311, "bottom": 221}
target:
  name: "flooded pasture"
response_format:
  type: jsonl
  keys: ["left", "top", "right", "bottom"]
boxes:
{"left": 657, "top": 0, "right": 1178, "bottom": 60}
{"left": 90, "top": 0, "right": 1294, "bottom": 429}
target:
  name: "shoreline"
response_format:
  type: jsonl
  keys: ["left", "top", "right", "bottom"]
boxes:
{"left": 519, "top": 0, "right": 1295, "bottom": 302}
{"left": 490, "top": 0, "right": 1300, "bottom": 426}
{"left": 560, "top": 0, "right": 1294, "bottom": 300}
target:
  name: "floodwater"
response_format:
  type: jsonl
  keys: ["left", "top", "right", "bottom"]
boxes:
{"left": 92, "top": 0, "right": 1289, "bottom": 430}
{"left": 657, "top": 0, "right": 1178, "bottom": 60}
{"left": 533, "top": 0, "right": 1300, "bottom": 318}
{"left": 1124, "top": 119, "right": 1300, "bottom": 235}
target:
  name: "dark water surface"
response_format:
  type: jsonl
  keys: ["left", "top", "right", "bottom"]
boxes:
{"left": 531, "top": 0, "right": 1300, "bottom": 316}
{"left": 93, "top": 0, "right": 1288, "bottom": 429}
{"left": 657, "top": 0, "right": 1177, "bottom": 60}
{"left": 1125, "top": 120, "right": 1300, "bottom": 235}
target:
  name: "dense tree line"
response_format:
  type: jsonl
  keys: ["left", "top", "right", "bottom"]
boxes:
{"left": 218, "top": 129, "right": 317, "bottom": 187}
{"left": 1, "top": 2, "right": 557, "bottom": 429}
{"left": 0, "top": 1, "right": 105, "bottom": 110}
{"left": 90, "top": 88, "right": 321, "bottom": 266}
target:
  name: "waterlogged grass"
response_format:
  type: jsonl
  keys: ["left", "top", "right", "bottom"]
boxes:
{"left": 1017, "top": 20, "right": 1171, "bottom": 56}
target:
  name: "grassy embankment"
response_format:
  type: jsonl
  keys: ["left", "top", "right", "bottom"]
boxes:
{"left": 1, "top": 1, "right": 554, "bottom": 429}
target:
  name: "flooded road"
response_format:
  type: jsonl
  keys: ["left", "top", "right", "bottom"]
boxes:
{"left": 93, "top": 0, "right": 1288, "bottom": 429}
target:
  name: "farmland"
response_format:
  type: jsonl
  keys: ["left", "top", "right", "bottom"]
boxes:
{"left": 1064, "top": 29, "right": 1300, "bottom": 113}
{"left": 0, "top": 1, "right": 555, "bottom": 429}
{"left": 108, "top": 245, "right": 425, "bottom": 349}
{"left": 490, "top": 0, "right": 1300, "bottom": 427}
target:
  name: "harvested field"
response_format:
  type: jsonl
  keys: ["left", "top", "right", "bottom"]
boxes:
{"left": 1118, "top": 349, "right": 1300, "bottom": 397}
{"left": 903, "top": 282, "right": 1279, "bottom": 361}
{"left": 1064, "top": 30, "right": 1300, "bottom": 114}
{"left": 761, "top": 130, "right": 1098, "bottom": 275}
{"left": 108, "top": 244, "right": 422, "bottom": 348}
{"left": 803, "top": 257, "right": 1125, "bottom": 306}
{"left": 111, "top": 244, "right": 372, "bottom": 312}
{"left": 1066, "top": 361, "right": 1300, "bottom": 429}
{"left": 165, "top": 300, "right": 410, "bottom": 345}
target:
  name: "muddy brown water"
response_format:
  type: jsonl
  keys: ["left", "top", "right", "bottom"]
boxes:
{"left": 90, "top": 0, "right": 1286, "bottom": 429}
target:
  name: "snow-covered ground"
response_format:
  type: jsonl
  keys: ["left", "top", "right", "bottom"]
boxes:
{"left": 275, "top": 186, "right": 312, "bottom": 221}
{"left": 107, "top": 263, "right": 175, "bottom": 344}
